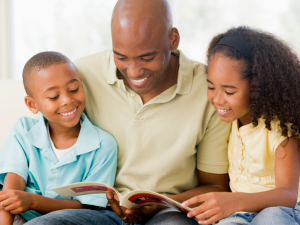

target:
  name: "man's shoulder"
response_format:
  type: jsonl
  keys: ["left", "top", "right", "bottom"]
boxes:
{"left": 74, "top": 50, "right": 113, "bottom": 81}
{"left": 177, "top": 49, "right": 208, "bottom": 84}
{"left": 74, "top": 50, "right": 112, "bottom": 69}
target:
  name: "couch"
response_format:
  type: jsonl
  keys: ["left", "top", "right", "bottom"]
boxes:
{"left": 0, "top": 80, "right": 38, "bottom": 149}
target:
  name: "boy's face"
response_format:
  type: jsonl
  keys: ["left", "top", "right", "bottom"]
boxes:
{"left": 26, "top": 63, "right": 86, "bottom": 130}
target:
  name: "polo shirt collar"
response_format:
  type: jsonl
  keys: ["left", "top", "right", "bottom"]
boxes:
{"left": 75, "top": 113, "right": 100, "bottom": 155}
{"left": 174, "top": 49, "right": 193, "bottom": 95}
{"left": 106, "top": 49, "right": 193, "bottom": 95}
{"left": 25, "top": 116, "right": 50, "bottom": 150}
{"left": 25, "top": 113, "right": 100, "bottom": 156}
{"left": 107, "top": 51, "right": 118, "bottom": 85}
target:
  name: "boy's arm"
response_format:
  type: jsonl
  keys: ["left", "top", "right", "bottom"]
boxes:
{"left": 1, "top": 147, "right": 118, "bottom": 216}
{"left": 29, "top": 142, "right": 117, "bottom": 213}
{"left": 0, "top": 172, "right": 26, "bottom": 225}
{"left": 0, "top": 173, "right": 93, "bottom": 215}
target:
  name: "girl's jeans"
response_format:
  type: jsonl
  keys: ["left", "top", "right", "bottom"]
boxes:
{"left": 216, "top": 202, "right": 300, "bottom": 225}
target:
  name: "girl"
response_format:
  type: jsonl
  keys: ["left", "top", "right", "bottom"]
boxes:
{"left": 182, "top": 26, "right": 300, "bottom": 224}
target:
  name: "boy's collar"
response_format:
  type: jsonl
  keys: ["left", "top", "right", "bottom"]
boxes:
{"left": 25, "top": 113, "right": 100, "bottom": 155}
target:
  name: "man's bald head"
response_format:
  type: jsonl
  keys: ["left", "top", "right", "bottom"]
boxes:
{"left": 110, "top": 0, "right": 180, "bottom": 100}
{"left": 111, "top": 0, "right": 173, "bottom": 41}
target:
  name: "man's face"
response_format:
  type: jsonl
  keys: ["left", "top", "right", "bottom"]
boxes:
{"left": 29, "top": 63, "right": 86, "bottom": 130}
{"left": 112, "top": 27, "right": 172, "bottom": 95}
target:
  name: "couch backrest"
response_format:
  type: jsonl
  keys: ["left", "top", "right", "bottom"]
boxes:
{"left": 0, "top": 80, "right": 38, "bottom": 148}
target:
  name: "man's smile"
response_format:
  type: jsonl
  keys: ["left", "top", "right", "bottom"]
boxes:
{"left": 130, "top": 75, "right": 151, "bottom": 87}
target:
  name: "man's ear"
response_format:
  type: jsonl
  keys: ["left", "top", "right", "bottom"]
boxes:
{"left": 170, "top": 27, "right": 180, "bottom": 50}
{"left": 25, "top": 96, "right": 39, "bottom": 114}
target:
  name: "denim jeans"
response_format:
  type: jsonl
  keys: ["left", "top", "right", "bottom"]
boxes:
{"left": 13, "top": 215, "right": 27, "bottom": 225}
{"left": 25, "top": 207, "right": 198, "bottom": 225}
{"left": 216, "top": 202, "right": 300, "bottom": 225}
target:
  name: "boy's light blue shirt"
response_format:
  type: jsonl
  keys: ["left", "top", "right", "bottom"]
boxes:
{"left": 0, "top": 113, "right": 118, "bottom": 221}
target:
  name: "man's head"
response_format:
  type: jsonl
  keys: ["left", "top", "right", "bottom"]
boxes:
{"left": 111, "top": 0, "right": 180, "bottom": 96}
{"left": 23, "top": 52, "right": 86, "bottom": 129}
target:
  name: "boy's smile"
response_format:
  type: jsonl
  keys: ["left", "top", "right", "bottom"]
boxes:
{"left": 25, "top": 63, "right": 86, "bottom": 132}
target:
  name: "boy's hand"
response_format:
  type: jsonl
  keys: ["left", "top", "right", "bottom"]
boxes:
{"left": 106, "top": 192, "right": 160, "bottom": 224}
{"left": 0, "top": 190, "right": 34, "bottom": 214}
{"left": 182, "top": 192, "right": 239, "bottom": 225}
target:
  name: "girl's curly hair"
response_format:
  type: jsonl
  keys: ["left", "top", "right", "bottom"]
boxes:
{"left": 206, "top": 26, "right": 300, "bottom": 138}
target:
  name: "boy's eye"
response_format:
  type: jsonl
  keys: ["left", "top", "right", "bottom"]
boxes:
{"left": 225, "top": 91, "right": 235, "bottom": 95}
{"left": 70, "top": 87, "right": 79, "bottom": 93}
{"left": 207, "top": 87, "right": 215, "bottom": 90}
{"left": 141, "top": 57, "right": 154, "bottom": 62}
{"left": 49, "top": 96, "right": 59, "bottom": 100}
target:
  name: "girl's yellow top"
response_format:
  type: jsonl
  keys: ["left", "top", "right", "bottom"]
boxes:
{"left": 228, "top": 119, "right": 300, "bottom": 201}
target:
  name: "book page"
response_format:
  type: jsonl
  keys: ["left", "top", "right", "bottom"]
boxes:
{"left": 51, "top": 182, "right": 121, "bottom": 200}
{"left": 120, "top": 190, "right": 192, "bottom": 213}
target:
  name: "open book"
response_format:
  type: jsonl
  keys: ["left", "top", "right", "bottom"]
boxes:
{"left": 51, "top": 182, "right": 192, "bottom": 213}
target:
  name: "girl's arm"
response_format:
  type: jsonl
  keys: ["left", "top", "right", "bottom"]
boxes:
{"left": 0, "top": 172, "right": 26, "bottom": 225}
{"left": 182, "top": 137, "right": 300, "bottom": 224}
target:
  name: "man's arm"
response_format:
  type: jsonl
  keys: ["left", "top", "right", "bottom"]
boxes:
{"left": 106, "top": 170, "right": 230, "bottom": 224}
{"left": 169, "top": 170, "right": 230, "bottom": 204}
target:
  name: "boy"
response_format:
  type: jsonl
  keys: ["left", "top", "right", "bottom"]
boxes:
{"left": 0, "top": 52, "right": 118, "bottom": 224}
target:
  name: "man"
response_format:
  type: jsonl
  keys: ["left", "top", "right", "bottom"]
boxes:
{"left": 27, "top": 0, "right": 231, "bottom": 224}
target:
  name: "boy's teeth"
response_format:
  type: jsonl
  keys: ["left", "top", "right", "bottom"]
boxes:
{"left": 61, "top": 108, "right": 77, "bottom": 116}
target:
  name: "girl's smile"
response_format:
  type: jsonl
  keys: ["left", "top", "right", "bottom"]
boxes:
{"left": 207, "top": 52, "right": 252, "bottom": 126}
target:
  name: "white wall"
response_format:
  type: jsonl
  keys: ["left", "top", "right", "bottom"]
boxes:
{"left": 0, "top": 0, "right": 12, "bottom": 79}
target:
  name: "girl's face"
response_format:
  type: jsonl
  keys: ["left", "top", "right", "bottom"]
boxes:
{"left": 207, "top": 53, "right": 252, "bottom": 126}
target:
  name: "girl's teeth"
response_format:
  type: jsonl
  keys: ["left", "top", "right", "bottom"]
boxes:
{"left": 218, "top": 109, "right": 230, "bottom": 113}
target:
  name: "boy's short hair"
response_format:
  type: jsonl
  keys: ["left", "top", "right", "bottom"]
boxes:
{"left": 23, "top": 51, "right": 72, "bottom": 96}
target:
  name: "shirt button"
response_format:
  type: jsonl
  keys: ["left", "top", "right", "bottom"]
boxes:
{"left": 53, "top": 168, "right": 58, "bottom": 173}
{"left": 118, "top": 83, "right": 121, "bottom": 88}
{"left": 131, "top": 93, "right": 135, "bottom": 97}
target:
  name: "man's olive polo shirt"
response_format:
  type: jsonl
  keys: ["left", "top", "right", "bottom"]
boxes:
{"left": 74, "top": 49, "right": 231, "bottom": 196}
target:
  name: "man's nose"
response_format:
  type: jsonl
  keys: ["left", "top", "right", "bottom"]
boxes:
{"left": 126, "top": 61, "right": 143, "bottom": 78}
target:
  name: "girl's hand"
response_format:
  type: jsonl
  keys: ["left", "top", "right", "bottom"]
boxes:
{"left": 182, "top": 192, "right": 239, "bottom": 224}
{"left": 0, "top": 190, "right": 34, "bottom": 214}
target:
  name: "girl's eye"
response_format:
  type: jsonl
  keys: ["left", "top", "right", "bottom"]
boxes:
{"left": 70, "top": 88, "right": 79, "bottom": 93}
{"left": 49, "top": 96, "right": 59, "bottom": 100}
{"left": 225, "top": 91, "right": 235, "bottom": 95}
{"left": 141, "top": 57, "right": 154, "bottom": 62}
{"left": 208, "top": 87, "right": 215, "bottom": 90}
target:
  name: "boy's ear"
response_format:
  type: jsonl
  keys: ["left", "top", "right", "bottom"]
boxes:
{"left": 24, "top": 96, "right": 39, "bottom": 114}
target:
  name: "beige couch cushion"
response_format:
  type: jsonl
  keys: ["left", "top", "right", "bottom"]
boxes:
{"left": 0, "top": 80, "right": 38, "bottom": 148}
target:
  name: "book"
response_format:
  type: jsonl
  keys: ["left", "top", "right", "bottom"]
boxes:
{"left": 51, "top": 182, "right": 192, "bottom": 213}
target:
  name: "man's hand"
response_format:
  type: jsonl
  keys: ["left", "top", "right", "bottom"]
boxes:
{"left": 106, "top": 192, "right": 161, "bottom": 224}
{"left": 0, "top": 189, "right": 34, "bottom": 214}
{"left": 182, "top": 192, "right": 238, "bottom": 225}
